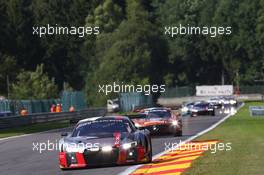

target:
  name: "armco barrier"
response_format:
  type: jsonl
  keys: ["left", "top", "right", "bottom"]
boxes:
{"left": 0, "top": 108, "right": 106, "bottom": 130}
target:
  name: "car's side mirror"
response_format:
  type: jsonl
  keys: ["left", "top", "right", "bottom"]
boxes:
{"left": 61, "top": 132, "right": 68, "bottom": 137}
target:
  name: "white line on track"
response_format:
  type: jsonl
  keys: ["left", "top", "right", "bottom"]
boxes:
{"left": 118, "top": 103, "right": 245, "bottom": 175}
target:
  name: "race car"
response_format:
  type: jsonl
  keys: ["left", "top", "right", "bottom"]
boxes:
{"left": 190, "top": 102, "right": 215, "bottom": 117}
{"left": 181, "top": 102, "right": 195, "bottom": 116}
{"left": 207, "top": 97, "right": 223, "bottom": 109}
{"left": 58, "top": 116, "right": 152, "bottom": 170}
{"left": 131, "top": 107, "right": 182, "bottom": 136}
{"left": 207, "top": 96, "right": 237, "bottom": 108}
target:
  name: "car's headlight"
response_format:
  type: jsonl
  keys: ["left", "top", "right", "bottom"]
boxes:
{"left": 172, "top": 120, "right": 178, "bottom": 126}
{"left": 135, "top": 123, "right": 141, "bottom": 128}
{"left": 122, "top": 141, "right": 137, "bottom": 150}
{"left": 191, "top": 109, "right": 198, "bottom": 112}
{"left": 101, "top": 146, "right": 113, "bottom": 152}
{"left": 181, "top": 107, "right": 188, "bottom": 112}
{"left": 230, "top": 100, "right": 236, "bottom": 105}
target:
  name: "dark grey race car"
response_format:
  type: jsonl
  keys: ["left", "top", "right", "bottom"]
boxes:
{"left": 59, "top": 116, "right": 152, "bottom": 169}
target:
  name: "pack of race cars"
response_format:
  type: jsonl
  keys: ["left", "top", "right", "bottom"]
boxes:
{"left": 58, "top": 96, "right": 237, "bottom": 170}
{"left": 181, "top": 96, "right": 237, "bottom": 117}
{"left": 58, "top": 107, "right": 182, "bottom": 169}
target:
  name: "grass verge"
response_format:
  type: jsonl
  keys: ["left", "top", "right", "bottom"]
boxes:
{"left": 0, "top": 121, "right": 70, "bottom": 138}
{"left": 184, "top": 102, "right": 264, "bottom": 175}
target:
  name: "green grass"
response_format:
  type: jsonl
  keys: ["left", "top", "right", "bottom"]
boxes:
{"left": 0, "top": 121, "right": 70, "bottom": 138}
{"left": 184, "top": 102, "right": 264, "bottom": 175}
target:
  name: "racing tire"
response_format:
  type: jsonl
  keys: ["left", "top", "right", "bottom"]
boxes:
{"left": 59, "top": 166, "right": 67, "bottom": 171}
{"left": 209, "top": 111, "right": 215, "bottom": 116}
{"left": 145, "top": 138, "right": 152, "bottom": 163}
{"left": 145, "top": 148, "right": 152, "bottom": 163}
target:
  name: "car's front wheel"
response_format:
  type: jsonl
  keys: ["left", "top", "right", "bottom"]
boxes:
{"left": 209, "top": 111, "right": 215, "bottom": 116}
{"left": 145, "top": 138, "right": 152, "bottom": 163}
{"left": 146, "top": 147, "right": 152, "bottom": 163}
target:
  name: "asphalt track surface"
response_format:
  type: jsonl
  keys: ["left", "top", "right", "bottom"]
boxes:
{"left": 0, "top": 111, "right": 229, "bottom": 175}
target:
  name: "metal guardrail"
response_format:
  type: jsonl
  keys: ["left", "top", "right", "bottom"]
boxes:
{"left": 0, "top": 108, "right": 107, "bottom": 130}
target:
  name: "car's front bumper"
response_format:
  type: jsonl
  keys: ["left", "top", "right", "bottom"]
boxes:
{"left": 59, "top": 145, "right": 147, "bottom": 169}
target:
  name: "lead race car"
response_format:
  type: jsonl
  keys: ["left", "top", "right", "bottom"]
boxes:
{"left": 58, "top": 116, "right": 152, "bottom": 169}
{"left": 131, "top": 107, "right": 182, "bottom": 136}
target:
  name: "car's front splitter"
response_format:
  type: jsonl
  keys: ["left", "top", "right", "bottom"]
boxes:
{"left": 59, "top": 145, "right": 148, "bottom": 169}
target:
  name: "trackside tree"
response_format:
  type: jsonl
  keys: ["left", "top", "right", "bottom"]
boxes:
{"left": 0, "top": 0, "right": 263, "bottom": 105}
{"left": 154, "top": 0, "right": 264, "bottom": 86}
{"left": 84, "top": 0, "right": 167, "bottom": 106}
{"left": 10, "top": 64, "right": 58, "bottom": 99}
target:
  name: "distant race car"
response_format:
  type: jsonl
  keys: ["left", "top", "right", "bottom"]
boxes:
{"left": 207, "top": 97, "right": 223, "bottom": 109}
{"left": 59, "top": 116, "right": 152, "bottom": 170}
{"left": 131, "top": 107, "right": 182, "bottom": 136}
{"left": 207, "top": 96, "right": 237, "bottom": 108}
{"left": 190, "top": 102, "right": 215, "bottom": 117}
{"left": 181, "top": 102, "right": 195, "bottom": 115}
{"left": 221, "top": 96, "right": 237, "bottom": 106}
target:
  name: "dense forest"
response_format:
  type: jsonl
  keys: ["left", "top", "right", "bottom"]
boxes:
{"left": 0, "top": 0, "right": 264, "bottom": 105}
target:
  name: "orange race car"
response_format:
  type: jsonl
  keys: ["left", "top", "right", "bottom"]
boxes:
{"left": 130, "top": 107, "right": 182, "bottom": 137}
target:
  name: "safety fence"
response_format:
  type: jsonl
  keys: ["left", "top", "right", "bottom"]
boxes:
{"left": 0, "top": 99, "right": 61, "bottom": 115}
{"left": 119, "top": 92, "right": 153, "bottom": 112}
{"left": 0, "top": 107, "right": 106, "bottom": 129}
{"left": 0, "top": 91, "right": 86, "bottom": 115}
{"left": 160, "top": 86, "right": 195, "bottom": 98}
{"left": 61, "top": 91, "right": 86, "bottom": 112}
{"left": 240, "top": 85, "right": 264, "bottom": 94}
{"left": 160, "top": 85, "right": 264, "bottom": 98}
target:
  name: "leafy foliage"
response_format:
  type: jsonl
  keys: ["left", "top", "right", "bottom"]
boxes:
{"left": 10, "top": 64, "right": 58, "bottom": 99}
{"left": 155, "top": 0, "right": 264, "bottom": 85}
{"left": 0, "top": 53, "right": 18, "bottom": 95}
{"left": 0, "top": 0, "right": 263, "bottom": 104}
{"left": 84, "top": 0, "right": 167, "bottom": 105}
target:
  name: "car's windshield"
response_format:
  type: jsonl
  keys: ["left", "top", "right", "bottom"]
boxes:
{"left": 72, "top": 119, "right": 129, "bottom": 137}
{"left": 148, "top": 110, "right": 171, "bottom": 118}
{"left": 129, "top": 114, "right": 147, "bottom": 119}
{"left": 195, "top": 103, "right": 210, "bottom": 108}
{"left": 186, "top": 103, "right": 194, "bottom": 107}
